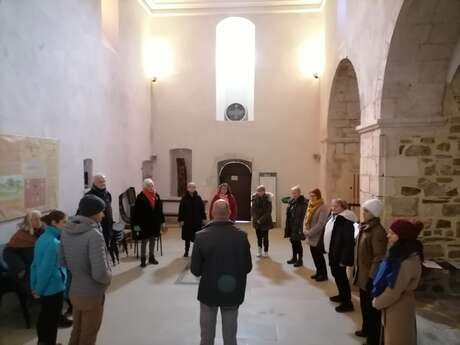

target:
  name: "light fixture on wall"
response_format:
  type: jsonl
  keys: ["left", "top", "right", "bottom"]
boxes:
{"left": 143, "top": 37, "right": 174, "bottom": 82}
{"left": 298, "top": 37, "right": 324, "bottom": 79}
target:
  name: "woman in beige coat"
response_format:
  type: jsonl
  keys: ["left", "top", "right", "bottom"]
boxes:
{"left": 303, "top": 188, "right": 329, "bottom": 280}
{"left": 372, "top": 219, "right": 424, "bottom": 345}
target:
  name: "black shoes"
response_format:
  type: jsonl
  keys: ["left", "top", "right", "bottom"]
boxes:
{"left": 293, "top": 259, "right": 303, "bottom": 267}
{"left": 140, "top": 257, "right": 147, "bottom": 267}
{"left": 315, "top": 275, "right": 328, "bottom": 282}
{"left": 58, "top": 315, "right": 73, "bottom": 328}
{"left": 329, "top": 295, "right": 342, "bottom": 303}
{"left": 310, "top": 274, "right": 318, "bottom": 279}
{"left": 149, "top": 256, "right": 159, "bottom": 265}
{"left": 184, "top": 251, "right": 189, "bottom": 257}
{"left": 354, "top": 330, "right": 366, "bottom": 338}
{"left": 287, "top": 257, "right": 297, "bottom": 264}
{"left": 335, "top": 303, "right": 354, "bottom": 313}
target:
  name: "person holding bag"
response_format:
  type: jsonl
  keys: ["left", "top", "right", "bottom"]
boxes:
{"left": 251, "top": 185, "right": 273, "bottom": 258}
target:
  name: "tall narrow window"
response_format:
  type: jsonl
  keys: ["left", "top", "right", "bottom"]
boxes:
{"left": 216, "top": 17, "right": 255, "bottom": 121}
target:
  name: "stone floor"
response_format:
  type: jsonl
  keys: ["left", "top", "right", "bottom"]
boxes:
{"left": 1, "top": 225, "right": 459, "bottom": 345}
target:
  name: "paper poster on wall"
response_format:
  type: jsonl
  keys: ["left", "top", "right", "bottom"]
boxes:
{"left": 0, "top": 135, "right": 59, "bottom": 221}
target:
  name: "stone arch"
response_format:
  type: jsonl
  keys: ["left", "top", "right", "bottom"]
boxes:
{"left": 324, "top": 58, "right": 361, "bottom": 205}
{"left": 381, "top": 0, "right": 460, "bottom": 121}
{"left": 377, "top": 0, "right": 460, "bottom": 259}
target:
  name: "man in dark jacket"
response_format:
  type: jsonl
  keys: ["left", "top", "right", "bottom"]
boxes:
{"left": 251, "top": 185, "right": 273, "bottom": 258}
{"left": 284, "top": 186, "right": 308, "bottom": 267}
{"left": 178, "top": 182, "right": 207, "bottom": 257}
{"left": 191, "top": 199, "right": 252, "bottom": 345}
{"left": 84, "top": 173, "right": 118, "bottom": 265}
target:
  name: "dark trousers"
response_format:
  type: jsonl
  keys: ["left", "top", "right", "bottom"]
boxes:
{"left": 290, "top": 239, "right": 303, "bottom": 258}
{"left": 359, "top": 280, "right": 381, "bottom": 345}
{"left": 200, "top": 303, "right": 238, "bottom": 345}
{"left": 255, "top": 229, "right": 269, "bottom": 251}
{"left": 185, "top": 240, "right": 191, "bottom": 252}
{"left": 310, "top": 245, "right": 327, "bottom": 277}
{"left": 37, "top": 291, "right": 64, "bottom": 345}
{"left": 104, "top": 235, "right": 119, "bottom": 264}
{"left": 330, "top": 264, "right": 351, "bottom": 304}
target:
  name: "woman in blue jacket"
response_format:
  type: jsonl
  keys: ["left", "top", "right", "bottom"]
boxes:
{"left": 31, "top": 210, "right": 68, "bottom": 345}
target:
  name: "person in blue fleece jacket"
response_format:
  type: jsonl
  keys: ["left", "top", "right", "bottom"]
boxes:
{"left": 31, "top": 210, "right": 68, "bottom": 345}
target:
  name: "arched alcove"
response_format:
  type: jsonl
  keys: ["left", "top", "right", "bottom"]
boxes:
{"left": 325, "top": 59, "right": 361, "bottom": 205}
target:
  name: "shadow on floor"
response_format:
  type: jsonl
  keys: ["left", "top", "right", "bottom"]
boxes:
{"left": 152, "top": 257, "right": 190, "bottom": 284}
{"left": 108, "top": 265, "right": 144, "bottom": 293}
{"left": 255, "top": 258, "right": 293, "bottom": 285}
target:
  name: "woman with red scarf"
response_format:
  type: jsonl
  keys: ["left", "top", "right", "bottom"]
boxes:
{"left": 209, "top": 183, "right": 237, "bottom": 221}
{"left": 132, "top": 179, "right": 166, "bottom": 267}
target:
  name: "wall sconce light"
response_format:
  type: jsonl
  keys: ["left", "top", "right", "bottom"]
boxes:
{"left": 143, "top": 38, "right": 174, "bottom": 82}
{"left": 298, "top": 37, "right": 324, "bottom": 79}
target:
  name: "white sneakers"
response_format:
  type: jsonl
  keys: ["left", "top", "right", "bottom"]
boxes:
{"left": 257, "top": 247, "right": 269, "bottom": 258}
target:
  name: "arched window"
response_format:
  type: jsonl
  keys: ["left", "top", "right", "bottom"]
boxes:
{"left": 216, "top": 17, "right": 255, "bottom": 121}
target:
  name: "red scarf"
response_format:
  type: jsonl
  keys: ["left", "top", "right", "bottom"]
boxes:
{"left": 143, "top": 188, "right": 157, "bottom": 208}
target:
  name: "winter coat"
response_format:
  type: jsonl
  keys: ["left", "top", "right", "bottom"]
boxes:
{"left": 191, "top": 220, "right": 252, "bottom": 307}
{"left": 326, "top": 210, "right": 357, "bottom": 267}
{"left": 132, "top": 192, "right": 165, "bottom": 239}
{"left": 251, "top": 192, "right": 273, "bottom": 232}
{"left": 30, "top": 226, "right": 67, "bottom": 297}
{"left": 178, "top": 191, "right": 207, "bottom": 242}
{"left": 284, "top": 196, "right": 308, "bottom": 241}
{"left": 305, "top": 203, "right": 329, "bottom": 248}
{"left": 354, "top": 218, "right": 388, "bottom": 290}
{"left": 85, "top": 187, "right": 113, "bottom": 243}
{"left": 373, "top": 254, "right": 422, "bottom": 345}
{"left": 209, "top": 193, "right": 238, "bottom": 221}
{"left": 60, "top": 216, "right": 112, "bottom": 297}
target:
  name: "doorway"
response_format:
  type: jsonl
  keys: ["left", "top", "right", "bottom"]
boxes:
{"left": 219, "top": 162, "right": 252, "bottom": 221}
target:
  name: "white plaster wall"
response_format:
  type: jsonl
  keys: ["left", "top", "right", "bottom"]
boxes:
{"left": 149, "top": 14, "right": 323, "bottom": 219}
{"left": 0, "top": 0, "right": 152, "bottom": 243}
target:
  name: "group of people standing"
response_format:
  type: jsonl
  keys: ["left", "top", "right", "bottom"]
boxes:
{"left": 2, "top": 175, "right": 424, "bottom": 345}
{"left": 283, "top": 185, "right": 424, "bottom": 345}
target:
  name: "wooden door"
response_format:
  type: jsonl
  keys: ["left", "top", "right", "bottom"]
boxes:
{"left": 219, "top": 163, "right": 252, "bottom": 221}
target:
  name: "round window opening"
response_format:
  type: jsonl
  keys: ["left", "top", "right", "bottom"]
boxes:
{"left": 225, "top": 103, "right": 246, "bottom": 121}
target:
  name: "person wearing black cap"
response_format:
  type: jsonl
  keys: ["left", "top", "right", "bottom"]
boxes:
{"left": 60, "top": 195, "right": 112, "bottom": 345}
{"left": 372, "top": 220, "right": 424, "bottom": 345}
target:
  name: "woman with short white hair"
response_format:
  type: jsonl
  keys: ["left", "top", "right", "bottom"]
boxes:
{"left": 132, "top": 179, "right": 166, "bottom": 267}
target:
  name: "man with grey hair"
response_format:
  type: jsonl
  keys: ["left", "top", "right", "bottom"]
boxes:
{"left": 84, "top": 173, "right": 118, "bottom": 265}
{"left": 191, "top": 199, "right": 252, "bottom": 345}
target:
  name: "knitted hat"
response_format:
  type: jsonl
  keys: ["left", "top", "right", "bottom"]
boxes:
{"left": 362, "top": 199, "right": 383, "bottom": 218}
{"left": 78, "top": 195, "right": 105, "bottom": 217}
{"left": 390, "top": 220, "right": 423, "bottom": 241}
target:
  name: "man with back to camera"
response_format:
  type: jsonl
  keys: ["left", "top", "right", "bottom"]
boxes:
{"left": 191, "top": 199, "right": 252, "bottom": 345}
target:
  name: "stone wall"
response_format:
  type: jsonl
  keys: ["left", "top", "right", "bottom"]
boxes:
{"left": 384, "top": 69, "right": 460, "bottom": 259}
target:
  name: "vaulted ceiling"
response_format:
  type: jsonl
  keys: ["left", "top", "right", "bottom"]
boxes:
{"left": 140, "top": 0, "right": 324, "bottom": 16}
